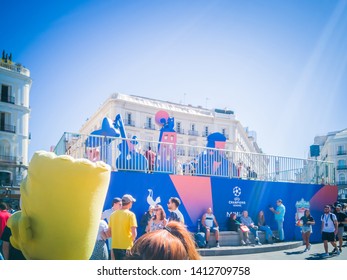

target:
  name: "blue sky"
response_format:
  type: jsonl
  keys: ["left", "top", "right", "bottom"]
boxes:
{"left": 2, "top": 0, "right": 347, "bottom": 160}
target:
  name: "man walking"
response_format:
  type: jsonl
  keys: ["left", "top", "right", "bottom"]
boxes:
{"left": 270, "top": 199, "right": 286, "bottom": 241}
{"left": 108, "top": 194, "right": 137, "bottom": 260}
{"left": 321, "top": 205, "right": 339, "bottom": 257}
{"left": 334, "top": 204, "right": 347, "bottom": 253}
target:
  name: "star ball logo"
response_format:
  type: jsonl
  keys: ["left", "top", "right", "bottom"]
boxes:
{"left": 233, "top": 186, "right": 241, "bottom": 197}
{"left": 229, "top": 185, "right": 246, "bottom": 207}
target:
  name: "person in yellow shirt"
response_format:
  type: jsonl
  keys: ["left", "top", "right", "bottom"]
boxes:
{"left": 108, "top": 194, "right": 137, "bottom": 260}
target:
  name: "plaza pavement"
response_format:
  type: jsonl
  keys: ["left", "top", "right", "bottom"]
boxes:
{"left": 200, "top": 241, "right": 347, "bottom": 260}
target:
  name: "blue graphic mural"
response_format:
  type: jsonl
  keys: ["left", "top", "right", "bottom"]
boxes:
{"left": 104, "top": 171, "right": 338, "bottom": 242}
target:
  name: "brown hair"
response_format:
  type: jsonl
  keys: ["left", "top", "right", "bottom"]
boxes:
{"left": 127, "top": 221, "right": 201, "bottom": 260}
{"left": 153, "top": 204, "right": 166, "bottom": 221}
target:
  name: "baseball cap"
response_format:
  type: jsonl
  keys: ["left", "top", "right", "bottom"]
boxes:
{"left": 122, "top": 194, "right": 136, "bottom": 204}
{"left": 336, "top": 204, "right": 341, "bottom": 208}
{"left": 112, "top": 197, "right": 122, "bottom": 204}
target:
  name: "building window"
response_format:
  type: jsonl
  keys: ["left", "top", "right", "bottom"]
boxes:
{"left": 145, "top": 117, "right": 154, "bottom": 130}
{"left": 339, "top": 173, "right": 346, "bottom": 184}
{"left": 125, "top": 113, "right": 134, "bottom": 126}
{"left": 177, "top": 122, "right": 181, "bottom": 133}
{"left": 0, "top": 171, "right": 12, "bottom": 185}
{"left": 188, "top": 124, "right": 198, "bottom": 136}
{"left": 1, "top": 84, "right": 14, "bottom": 104}
{"left": 337, "top": 160, "right": 347, "bottom": 170}
{"left": 0, "top": 112, "right": 15, "bottom": 133}
{"left": 337, "top": 145, "right": 346, "bottom": 155}
{"left": 222, "top": 128, "right": 226, "bottom": 136}
{"left": 204, "top": 126, "right": 209, "bottom": 137}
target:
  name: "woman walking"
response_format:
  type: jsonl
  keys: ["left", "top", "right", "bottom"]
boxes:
{"left": 299, "top": 209, "right": 315, "bottom": 252}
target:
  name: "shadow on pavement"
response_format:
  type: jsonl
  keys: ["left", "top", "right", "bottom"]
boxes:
{"left": 284, "top": 250, "right": 304, "bottom": 255}
{"left": 305, "top": 253, "right": 337, "bottom": 260}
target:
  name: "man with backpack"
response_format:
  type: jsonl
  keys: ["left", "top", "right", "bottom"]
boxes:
{"left": 321, "top": 205, "right": 339, "bottom": 257}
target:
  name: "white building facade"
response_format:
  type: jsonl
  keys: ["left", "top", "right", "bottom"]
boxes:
{"left": 313, "top": 129, "right": 347, "bottom": 198}
{"left": 0, "top": 52, "right": 31, "bottom": 203}
{"left": 79, "top": 93, "right": 262, "bottom": 155}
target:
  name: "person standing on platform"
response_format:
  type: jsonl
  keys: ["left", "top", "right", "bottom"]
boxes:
{"left": 145, "top": 146, "right": 156, "bottom": 173}
{"left": 269, "top": 199, "right": 286, "bottom": 241}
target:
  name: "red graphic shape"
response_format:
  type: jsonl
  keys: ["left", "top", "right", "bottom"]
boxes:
{"left": 310, "top": 185, "right": 338, "bottom": 211}
{"left": 170, "top": 175, "right": 212, "bottom": 224}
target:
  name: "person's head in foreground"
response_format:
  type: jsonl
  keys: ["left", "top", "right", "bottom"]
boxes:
{"left": 127, "top": 221, "right": 201, "bottom": 260}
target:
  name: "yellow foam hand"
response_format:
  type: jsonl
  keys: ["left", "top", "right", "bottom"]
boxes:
{"left": 7, "top": 151, "right": 111, "bottom": 260}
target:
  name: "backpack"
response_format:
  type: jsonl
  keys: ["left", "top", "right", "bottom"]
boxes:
{"left": 194, "top": 232, "right": 206, "bottom": 248}
{"left": 321, "top": 213, "right": 335, "bottom": 223}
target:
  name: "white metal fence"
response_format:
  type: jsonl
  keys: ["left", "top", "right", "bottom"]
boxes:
{"left": 54, "top": 132, "right": 335, "bottom": 185}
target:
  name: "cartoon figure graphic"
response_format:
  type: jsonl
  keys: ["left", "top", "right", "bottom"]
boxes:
{"left": 295, "top": 198, "right": 310, "bottom": 226}
{"left": 197, "top": 132, "right": 232, "bottom": 176}
{"left": 113, "top": 114, "right": 147, "bottom": 171}
{"left": 7, "top": 151, "right": 111, "bottom": 259}
{"left": 155, "top": 110, "right": 177, "bottom": 173}
{"left": 85, "top": 117, "right": 120, "bottom": 165}
{"left": 146, "top": 189, "right": 161, "bottom": 207}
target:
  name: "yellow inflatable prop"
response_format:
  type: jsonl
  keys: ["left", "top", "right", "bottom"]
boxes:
{"left": 7, "top": 151, "right": 111, "bottom": 260}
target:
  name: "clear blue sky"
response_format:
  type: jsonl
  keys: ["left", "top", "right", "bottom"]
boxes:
{"left": 2, "top": 0, "right": 347, "bottom": 160}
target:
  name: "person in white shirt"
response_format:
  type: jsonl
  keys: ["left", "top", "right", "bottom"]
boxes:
{"left": 101, "top": 197, "right": 122, "bottom": 259}
{"left": 167, "top": 197, "right": 184, "bottom": 224}
{"left": 321, "top": 205, "right": 339, "bottom": 257}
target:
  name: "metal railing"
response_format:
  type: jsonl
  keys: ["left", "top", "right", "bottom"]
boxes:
{"left": 0, "top": 95, "right": 15, "bottom": 104}
{"left": 54, "top": 132, "right": 335, "bottom": 185}
{"left": 0, "top": 61, "right": 30, "bottom": 76}
{"left": 0, "top": 124, "right": 16, "bottom": 133}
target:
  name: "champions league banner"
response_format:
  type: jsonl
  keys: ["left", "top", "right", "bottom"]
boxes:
{"left": 105, "top": 172, "right": 338, "bottom": 242}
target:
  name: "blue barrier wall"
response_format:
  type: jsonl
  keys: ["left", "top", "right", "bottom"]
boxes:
{"left": 104, "top": 172, "right": 338, "bottom": 242}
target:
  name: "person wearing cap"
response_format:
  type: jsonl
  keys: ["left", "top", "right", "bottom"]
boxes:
{"left": 269, "top": 199, "right": 286, "bottom": 241}
{"left": 334, "top": 204, "right": 347, "bottom": 253}
{"left": 108, "top": 194, "right": 137, "bottom": 260}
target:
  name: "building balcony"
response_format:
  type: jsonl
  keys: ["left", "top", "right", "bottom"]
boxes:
{"left": 1, "top": 95, "right": 15, "bottom": 104}
{"left": 337, "top": 151, "right": 347, "bottom": 156}
{"left": 337, "top": 165, "right": 347, "bottom": 170}
{"left": 144, "top": 123, "right": 155, "bottom": 130}
{"left": 124, "top": 119, "right": 135, "bottom": 127}
{"left": 176, "top": 129, "right": 185, "bottom": 135}
{"left": 0, "top": 124, "right": 16, "bottom": 133}
{"left": 0, "top": 60, "right": 30, "bottom": 76}
{"left": 188, "top": 130, "right": 199, "bottom": 136}
{"left": 0, "top": 154, "right": 17, "bottom": 163}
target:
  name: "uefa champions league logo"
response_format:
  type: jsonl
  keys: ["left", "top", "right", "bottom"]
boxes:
{"left": 229, "top": 186, "right": 246, "bottom": 207}
{"left": 233, "top": 186, "right": 241, "bottom": 197}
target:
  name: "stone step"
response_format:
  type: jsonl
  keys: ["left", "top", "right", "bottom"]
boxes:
{"left": 199, "top": 230, "right": 278, "bottom": 246}
{"left": 198, "top": 241, "right": 302, "bottom": 256}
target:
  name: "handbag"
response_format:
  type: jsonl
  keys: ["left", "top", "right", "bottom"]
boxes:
{"left": 240, "top": 225, "right": 250, "bottom": 232}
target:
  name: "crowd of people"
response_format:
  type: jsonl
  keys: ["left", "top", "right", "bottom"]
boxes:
{"left": 1, "top": 197, "right": 346, "bottom": 260}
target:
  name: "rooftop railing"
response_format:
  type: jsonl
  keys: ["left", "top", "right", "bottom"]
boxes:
{"left": 54, "top": 132, "right": 335, "bottom": 185}
{"left": 0, "top": 61, "right": 30, "bottom": 76}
